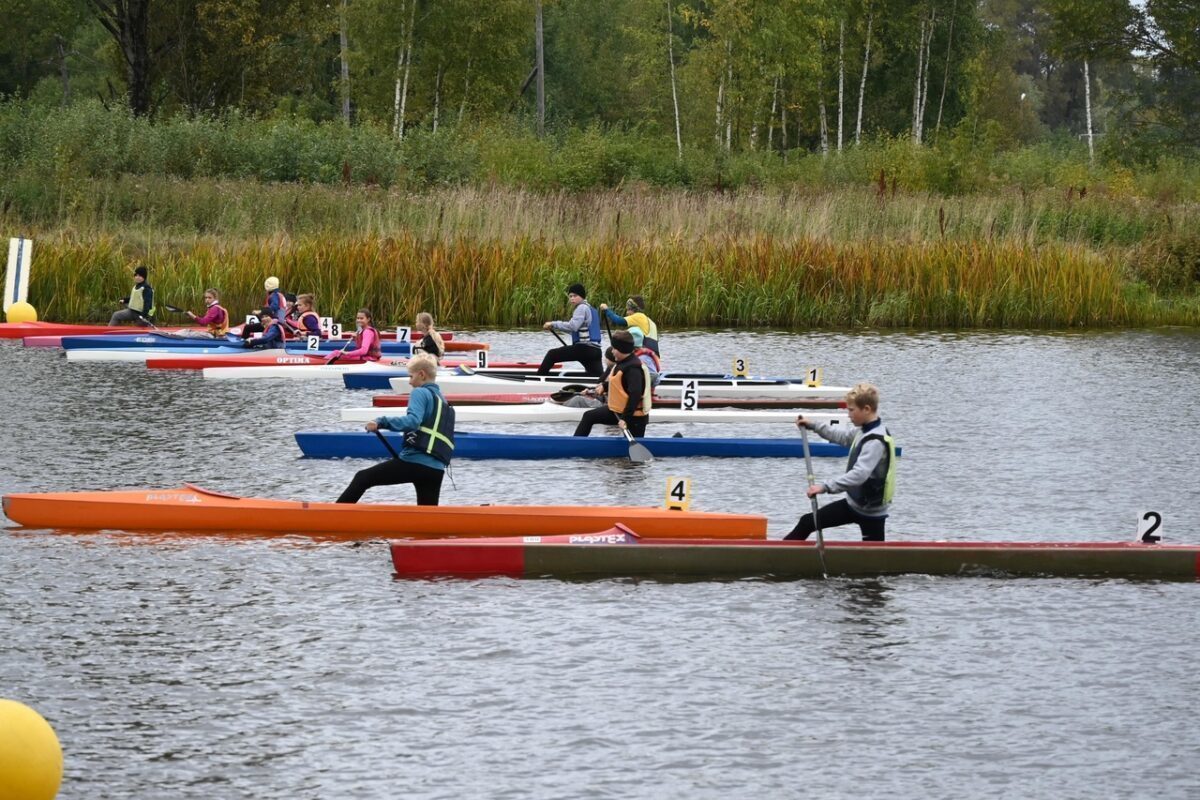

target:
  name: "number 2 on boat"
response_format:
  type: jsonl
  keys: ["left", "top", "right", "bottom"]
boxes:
{"left": 680, "top": 379, "right": 699, "bottom": 411}
{"left": 665, "top": 477, "right": 692, "bottom": 511}
{"left": 1136, "top": 511, "right": 1163, "bottom": 542}
{"left": 306, "top": 335, "right": 320, "bottom": 351}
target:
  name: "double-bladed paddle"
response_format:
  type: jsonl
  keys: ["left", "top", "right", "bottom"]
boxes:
{"left": 800, "top": 425, "right": 829, "bottom": 578}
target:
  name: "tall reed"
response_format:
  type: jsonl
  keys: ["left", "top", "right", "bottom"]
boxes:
{"left": 27, "top": 232, "right": 1198, "bottom": 329}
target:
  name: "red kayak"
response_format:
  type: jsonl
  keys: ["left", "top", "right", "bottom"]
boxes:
{"left": 147, "top": 353, "right": 537, "bottom": 370}
{"left": 1, "top": 322, "right": 175, "bottom": 340}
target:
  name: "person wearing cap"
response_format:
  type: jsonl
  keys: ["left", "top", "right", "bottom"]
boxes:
{"left": 628, "top": 326, "right": 662, "bottom": 387}
{"left": 573, "top": 331, "right": 651, "bottom": 437}
{"left": 540, "top": 282, "right": 604, "bottom": 376}
{"left": 109, "top": 265, "right": 155, "bottom": 326}
{"left": 242, "top": 276, "right": 290, "bottom": 339}
{"left": 599, "top": 294, "right": 660, "bottom": 355}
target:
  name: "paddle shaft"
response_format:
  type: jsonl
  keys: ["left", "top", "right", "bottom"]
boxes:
{"left": 800, "top": 426, "right": 829, "bottom": 578}
{"left": 374, "top": 428, "right": 402, "bottom": 460}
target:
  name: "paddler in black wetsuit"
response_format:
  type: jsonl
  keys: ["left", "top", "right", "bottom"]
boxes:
{"left": 572, "top": 331, "right": 651, "bottom": 437}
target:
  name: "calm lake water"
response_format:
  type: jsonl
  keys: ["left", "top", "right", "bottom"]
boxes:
{"left": 2, "top": 328, "right": 1199, "bottom": 799}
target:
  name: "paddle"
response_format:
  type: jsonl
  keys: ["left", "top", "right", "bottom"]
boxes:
{"left": 800, "top": 425, "right": 829, "bottom": 579}
{"left": 325, "top": 333, "right": 356, "bottom": 363}
{"left": 550, "top": 327, "right": 568, "bottom": 347}
{"left": 373, "top": 428, "right": 401, "bottom": 460}
{"left": 548, "top": 384, "right": 592, "bottom": 403}
{"left": 620, "top": 423, "right": 654, "bottom": 463}
{"left": 162, "top": 304, "right": 186, "bottom": 313}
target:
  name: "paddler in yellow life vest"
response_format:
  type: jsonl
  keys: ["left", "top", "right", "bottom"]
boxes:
{"left": 184, "top": 288, "right": 230, "bottom": 338}
{"left": 785, "top": 382, "right": 896, "bottom": 542}
{"left": 599, "top": 294, "right": 660, "bottom": 356}
{"left": 109, "top": 264, "right": 155, "bottom": 326}
{"left": 573, "top": 331, "right": 651, "bottom": 437}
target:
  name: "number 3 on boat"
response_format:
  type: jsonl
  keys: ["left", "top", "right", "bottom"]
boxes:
{"left": 665, "top": 477, "right": 692, "bottom": 511}
{"left": 732, "top": 357, "right": 748, "bottom": 378}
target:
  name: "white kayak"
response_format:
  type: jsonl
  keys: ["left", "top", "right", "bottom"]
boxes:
{"left": 340, "top": 401, "right": 849, "bottom": 425}
{"left": 390, "top": 373, "right": 851, "bottom": 401}
{"left": 202, "top": 360, "right": 415, "bottom": 380}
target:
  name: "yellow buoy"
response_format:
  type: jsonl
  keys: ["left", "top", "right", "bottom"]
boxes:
{"left": 0, "top": 699, "right": 62, "bottom": 800}
{"left": 4, "top": 301, "right": 37, "bottom": 323}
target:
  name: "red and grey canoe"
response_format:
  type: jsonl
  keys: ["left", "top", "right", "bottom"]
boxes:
{"left": 391, "top": 525, "right": 1200, "bottom": 581}
{"left": 145, "top": 353, "right": 527, "bottom": 370}
{"left": 372, "top": 393, "right": 847, "bottom": 409}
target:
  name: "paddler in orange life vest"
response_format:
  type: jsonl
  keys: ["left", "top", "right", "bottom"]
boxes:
{"left": 242, "top": 309, "right": 289, "bottom": 349}
{"left": 327, "top": 308, "right": 382, "bottom": 363}
{"left": 573, "top": 331, "right": 651, "bottom": 437}
{"left": 337, "top": 353, "right": 454, "bottom": 505}
{"left": 185, "top": 288, "right": 230, "bottom": 338}
{"left": 785, "top": 382, "right": 897, "bottom": 542}
{"left": 292, "top": 293, "right": 324, "bottom": 340}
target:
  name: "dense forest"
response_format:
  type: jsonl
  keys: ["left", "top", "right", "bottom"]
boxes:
{"left": 1, "top": 0, "right": 1195, "bottom": 167}
{"left": 2, "top": 1, "right": 1198, "bottom": 328}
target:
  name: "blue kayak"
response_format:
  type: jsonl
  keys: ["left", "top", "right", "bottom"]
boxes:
{"left": 61, "top": 332, "right": 413, "bottom": 355}
{"left": 343, "top": 368, "right": 821, "bottom": 391}
{"left": 294, "top": 430, "right": 886, "bottom": 460}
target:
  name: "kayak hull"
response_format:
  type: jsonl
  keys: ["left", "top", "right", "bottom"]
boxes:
{"left": 391, "top": 534, "right": 1200, "bottom": 581}
{"left": 391, "top": 373, "right": 849, "bottom": 400}
{"left": 371, "top": 392, "right": 847, "bottom": 410}
{"left": 340, "top": 402, "right": 848, "bottom": 425}
{"left": 1, "top": 485, "right": 766, "bottom": 541}
{"left": 295, "top": 430, "right": 862, "bottom": 459}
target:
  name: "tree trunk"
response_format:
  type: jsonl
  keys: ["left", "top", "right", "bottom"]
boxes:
{"left": 87, "top": 0, "right": 153, "bottom": 115}
{"left": 667, "top": 0, "right": 682, "bottom": 160}
{"left": 397, "top": 0, "right": 416, "bottom": 139}
{"left": 1084, "top": 57, "right": 1094, "bottom": 162}
{"left": 714, "top": 68, "right": 725, "bottom": 147}
{"left": 767, "top": 72, "right": 779, "bottom": 150}
{"left": 819, "top": 96, "right": 829, "bottom": 156}
{"left": 57, "top": 37, "right": 71, "bottom": 107}
{"left": 339, "top": 0, "right": 351, "bottom": 124}
{"left": 459, "top": 58, "right": 472, "bottom": 123}
{"left": 911, "top": 18, "right": 925, "bottom": 142}
{"left": 724, "top": 44, "right": 733, "bottom": 151}
{"left": 933, "top": 0, "right": 957, "bottom": 141}
{"left": 856, "top": 13, "right": 872, "bottom": 145}
{"left": 432, "top": 62, "right": 443, "bottom": 133}
{"left": 536, "top": 0, "right": 545, "bottom": 137}
{"left": 837, "top": 19, "right": 845, "bottom": 152}
{"left": 780, "top": 86, "right": 787, "bottom": 155}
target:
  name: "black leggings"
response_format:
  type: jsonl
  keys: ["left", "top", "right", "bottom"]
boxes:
{"left": 539, "top": 343, "right": 604, "bottom": 376}
{"left": 573, "top": 408, "right": 649, "bottom": 438}
{"left": 336, "top": 458, "right": 445, "bottom": 505}
{"left": 784, "top": 498, "right": 886, "bottom": 542}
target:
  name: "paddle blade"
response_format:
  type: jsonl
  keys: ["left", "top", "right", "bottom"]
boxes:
{"left": 620, "top": 427, "right": 654, "bottom": 463}
{"left": 628, "top": 442, "right": 654, "bottom": 463}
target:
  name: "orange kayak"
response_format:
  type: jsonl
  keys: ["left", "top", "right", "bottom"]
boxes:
{"left": 1, "top": 484, "right": 767, "bottom": 541}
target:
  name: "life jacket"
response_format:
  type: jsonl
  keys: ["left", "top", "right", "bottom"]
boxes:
{"left": 296, "top": 310, "right": 322, "bottom": 338}
{"left": 414, "top": 331, "right": 444, "bottom": 360}
{"left": 574, "top": 302, "right": 602, "bottom": 347}
{"left": 356, "top": 325, "right": 382, "bottom": 361}
{"left": 845, "top": 425, "right": 897, "bottom": 508}
{"left": 404, "top": 386, "right": 456, "bottom": 465}
{"left": 634, "top": 347, "right": 660, "bottom": 372}
{"left": 206, "top": 303, "right": 229, "bottom": 336}
{"left": 128, "top": 283, "right": 154, "bottom": 317}
{"left": 263, "top": 289, "right": 287, "bottom": 319}
{"left": 607, "top": 357, "right": 652, "bottom": 417}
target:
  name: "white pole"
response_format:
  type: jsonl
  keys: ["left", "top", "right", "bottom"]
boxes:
{"left": 5, "top": 237, "right": 32, "bottom": 311}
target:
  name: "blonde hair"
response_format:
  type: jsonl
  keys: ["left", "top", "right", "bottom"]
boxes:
{"left": 296, "top": 293, "right": 314, "bottom": 308}
{"left": 415, "top": 311, "right": 434, "bottom": 330}
{"left": 407, "top": 352, "right": 440, "bottom": 380}
{"left": 844, "top": 382, "right": 880, "bottom": 411}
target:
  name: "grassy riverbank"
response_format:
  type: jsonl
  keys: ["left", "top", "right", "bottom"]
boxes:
{"left": 3, "top": 104, "right": 1198, "bottom": 329}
